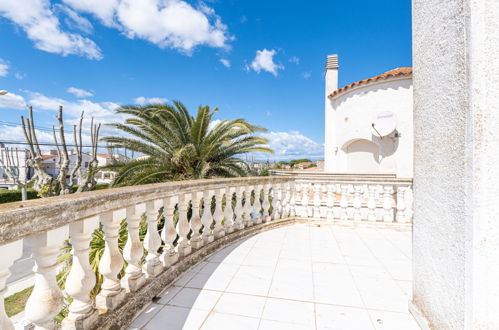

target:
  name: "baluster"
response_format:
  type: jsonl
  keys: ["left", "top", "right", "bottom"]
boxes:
{"left": 289, "top": 181, "right": 296, "bottom": 217}
{"left": 353, "top": 185, "right": 362, "bottom": 221}
{"left": 253, "top": 185, "right": 263, "bottom": 224}
{"left": 120, "top": 207, "right": 146, "bottom": 292}
{"left": 271, "top": 184, "right": 281, "bottom": 220}
{"left": 313, "top": 184, "right": 321, "bottom": 218}
{"left": 280, "top": 183, "right": 289, "bottom": 218}
{"left": 201, "top": 190, "right": 214, "bottom": 244}
{"left": 213, "top": 188, "right": 226, "bottom": 239}
{"left": 224, "top": 187, "right": 235, "bottom": 233}
{"left": 0, "top": 240, "right": 22, "bottom": 330}
{"left": 396, "top": 186, "right": 407, "bottom": 222}
{"left": 63, "top": 217, "right": 100, "bottom": 329}
{"left": 233, "top": 186, "right": 245, "bottom": 230}
{"left": 404, "top": 186, "right": 413, "bottom": 223}
{"left": 161, "top": 196, "right": 179, "bottom": 267}
{"left": 96, "top": 212, "right": 125, "bottom": 313}
{"left": 143, "top": 201, "right": 163, "bottom": 277}
{"left": 339, "top": 184, "right": 349, "bottom": 220}
{"left": 326, "top": 184, "right": 335, "bottom": 221}
{"left": 25, "top": 226, "right": 69, "bottom": 328}
{"left": 190, "top": 192, "right": 203, "bottom": 249}
{"left": 383, "top": 185, "right": 394, "bottom": 222}
{"left": 301, "top": 183, "right": 309, "bottom": 217}
{"left": 244, "top": 186, "right": 253, "bottom": 226}
{"left": 367, "top": 185, "right": 377, "bottom": 221}
{"left": 262, "top": 184, "right": 271, "bottom": 222}
{"left": 177, "top": 193, "right": 192, "bottom": 256}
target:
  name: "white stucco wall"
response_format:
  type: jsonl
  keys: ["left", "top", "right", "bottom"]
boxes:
{"left": 325, "top": 77, "right": 413, "bottom": 177}
{"left": 412, "top": 0, "right": 499, "bottom": 329}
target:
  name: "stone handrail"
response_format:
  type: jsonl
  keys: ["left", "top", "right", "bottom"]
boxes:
{"left": 0, "top": 174, "right": 412, "bottom": 329}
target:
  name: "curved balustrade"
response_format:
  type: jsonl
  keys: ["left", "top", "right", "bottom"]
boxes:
{"left": 0, "top": 174, "right": 412, "bottom": 329}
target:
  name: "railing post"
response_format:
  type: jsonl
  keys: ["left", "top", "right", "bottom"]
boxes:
{"left": 404, "top": 185, "right": 413, "bottom": 223}
{"left": 224, "top": 187, "right": 235, "bottom": 233}
{"left": 63, "top": 217, "right": 99, "bottom": 329}
{"left": 289, "top": 181, "right": 296, "bottom": 217}
{"left": 244, "top": 186, "right": 253, "bottom": 226}
{"left": 190, "top": 192, "right": 203, "bottom": 249}
{"left": 367, "top": 185, "right": 377, "bottom": 221}
{"left": 262, "top": 184, "right": 271, "bottom": 222}
{"left": 143, "top": 201, "right": 163, "bottom": 277}
{"left": 383, "top": 185, "right": 394, "bottom": 222}
{"left": 326, "top": 184, "right": 335, "bottom": 221}
{"left": 177, "top": 193, "right": 192, "bottom": 257}
{"left": 271, "top": 184, "right": 281, "bottom": 220}
{"left": 234, "top": 186, "right": 245, "bottom": 230}
{"left": 253, "top": 185, "right": 263, "bottom": 224}
{"left": 396, "top": 186, "right": 407, "bottom": 223}
{"left": 120, "top": 206, "right": 146, "bottom": 292}
{"left": 301, "top": 183, "right": 309, "bottom": 217}
{"left": 0, "top": 240, "right": 22, "bottom": 330}
{"left": 339, "top": 184, "right": 349, "bottom": 220}
{"left": 280, "top": 183, "right": 289, "bottom": 218}
{"left": 25, "top": 226, "right": 69, "bottom": 329}
{"left": 213, "top": 188, "right": 226, "bottom": 239}
{"left": 161, "top": 196, "right": 179, "bottom": 267}
{"left": 96, "top": 211, "right": 125, "bottom": 313}
{"left": 353, "top": 185, "right": 362, "bottom": 221}
{"left": 313, "top": 183, "right": 321, "bottom": 218}
{"left": 201, "top": 190, "right": 214, "bottom": 243}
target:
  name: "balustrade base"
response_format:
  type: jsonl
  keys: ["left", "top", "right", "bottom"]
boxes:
{"left": 234, "top": 223, "right": 244, "bottom": 230}
{"left": 143, "top": 261, "right": 164, "bottom": 278}
{"left": 96, "top": 289, "right": 126, "bottom": 314}
{"left": 121, "top": 273, "right": 146, "bottom": 293}
{"left": 203, "top": 235, "right": 214, "bottom": 245}
{"left": 177, "top": 244, "right": 192, "bottom": 257}
{"left": 190, "top": 238, "right": 204, "bottom": 250}
{"left": 161, "top": 251, "right": 179, "bottom": 267}
{"left": 224, "top": 226, "right": 234, "bottom": 234}
{"left": 62, "top": 309, "right": 99, "bottom": 330}
{"left": 214, "top": 229, "right": 225, "bottom": 239}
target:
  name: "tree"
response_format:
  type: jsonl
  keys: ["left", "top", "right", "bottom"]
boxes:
{"left": 102, "top": 101, "right": 273, "bottom": 186}
{"left": 0, "top": 147, "right": 29, "bottom": 200}
{"left": 20, "top": 106, "right": 101, "bottom": 196}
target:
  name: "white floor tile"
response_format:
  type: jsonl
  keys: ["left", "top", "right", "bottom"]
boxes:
{"left": 129, "top": 303, "right": 162, "bottom": 329}
{"left": 168, "top": 287, "right": 221, "bottom": 311}
{"left": 262, "top": 298, "right": 315, "bottom": 327}
{"left": 315, "top": 303, "right": 374, "bottom": 330}
{"left": 144, "top": 305, "right": 210, "bottom": 330}
{"left": 213, "top": 292, "right": 267, "bottom": 318}
{"left": 201, "top": 312, "right": 260, "bottom": 330}
{"left": 368, "top": 310, "right": 420, "bottom": 330}
{"left": 259, "top": 319, "right": 312, "bottom": 330}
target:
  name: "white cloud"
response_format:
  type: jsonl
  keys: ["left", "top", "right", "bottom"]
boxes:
{"left": 0, "top": 0, "right": 102, "bottom": 59}
{"left": 14, "top": 73, "right": 26, "bottom": 80}
{"left": 63, "top": 0, "right": 231, "bottom": 54}
{"left": 56, "top": 4, "right": 94, "bottom": 34}
{"left": 250, "top": 49, "right": 284, "bottom": 76}
{"left": 289, "top": 56, "right": 300, "bottom": 64}
{"left": 0, "top": 60, "right": 8, "bottom": 77}
{"left": 67, "top": 87, "right": 93, "bottom": 98}
{"left": 134, "top": 96, "right": 167, "bottom": 105}
{"left": 220, "top": 58, "right": 231, "bottom": 68}
{"left": 302, "top": 71, "right": 311, "bottom": 79}
{"left": 0, "top": 92, "right": 27, "bottom": 109}
{"left": 259, "top": 130, "right": 323, "bottom": 159}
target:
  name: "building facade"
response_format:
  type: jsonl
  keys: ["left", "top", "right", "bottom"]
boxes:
{"left": 324, "top": 55, "right": 413, "bottom": 178}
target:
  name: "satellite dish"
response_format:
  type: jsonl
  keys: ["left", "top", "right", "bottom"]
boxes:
{"left": 372, "top": 111, "right": 397, "bottom": 137}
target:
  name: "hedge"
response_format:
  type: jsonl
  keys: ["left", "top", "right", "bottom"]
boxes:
{"left": 0, "top": 184, "right": 109, "bottom": 204}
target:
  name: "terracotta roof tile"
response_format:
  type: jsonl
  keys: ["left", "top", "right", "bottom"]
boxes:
{"left": 329, "top": 67, "right": 412, "bottom": 98}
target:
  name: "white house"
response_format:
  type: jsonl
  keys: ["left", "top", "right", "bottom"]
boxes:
{"left": 0, "top": 144, "right": 32, "bottom": 190}
{"left": 324, "top": 55, "right": 413, "bottom": 178}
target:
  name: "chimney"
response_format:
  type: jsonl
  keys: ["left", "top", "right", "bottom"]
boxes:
{"left": 325, "top": 54, "right": 339, "bottom": 96}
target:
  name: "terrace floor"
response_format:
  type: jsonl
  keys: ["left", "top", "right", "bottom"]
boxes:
{"left": 129, "top": 223, "right": 418, "bottom": 330}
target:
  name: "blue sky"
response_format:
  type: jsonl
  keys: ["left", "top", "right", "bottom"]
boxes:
{"left": 0, "top": 0, "right": 411, "bottom": 160}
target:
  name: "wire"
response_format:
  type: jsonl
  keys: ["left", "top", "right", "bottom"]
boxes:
{"left": 0, "top": 140, "right": 102, "bottom": 148}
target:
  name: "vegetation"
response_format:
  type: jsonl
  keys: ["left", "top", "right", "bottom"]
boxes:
{"left": 4, "top": 286, "right": 33, "bottom": 317}
{"left": 0, "top": 184, "right": 109, "bottom": 205}
{"left": 102, "top": 101, "right": 273, "bottom": 186}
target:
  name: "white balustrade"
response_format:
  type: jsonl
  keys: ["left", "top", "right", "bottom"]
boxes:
{"left": 224, "top": 187, "right": 235, "bottom": 233}
{"left": 25, "top": 226, "right": 69, "bottom": 329}
{"left": 0, "top": 240, "right": 23, "bottom": 330}
{"left": 161, "top": 196, "right": 179, "bottom": 266}
{"left": 201, "top": 190, "right": 214, "bottom": 244}
{"left": 0, "top": 175, "right": 412, "bottom": 329}
{"left": 63, "top": 217, "right": 99, "bottom": 329}
{"left": 190, "top": 192, "right": 203, "bottom": 249}
{"left": 177, "top": 194, "right": 192, "bottom": 257}
{"left": 96, "top": 212, "right": 125, "bottom": 313}
{"left": 213, "top": 188, "right": 226, "bottom": 239}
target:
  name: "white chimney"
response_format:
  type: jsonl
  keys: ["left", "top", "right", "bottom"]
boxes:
{"left": 325, "top": 54, "right": 339, "bottom": 96}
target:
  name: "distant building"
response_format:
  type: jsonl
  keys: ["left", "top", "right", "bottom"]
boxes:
{"left": 0, "top": 144, "right": 32, "bottom": 190}
{"left": 324, "top": 55, "right": 413, "bottom": 177}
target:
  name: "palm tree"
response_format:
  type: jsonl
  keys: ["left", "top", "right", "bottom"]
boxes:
{"left": 101, "top": 101, "right": 273, "bottom": 186}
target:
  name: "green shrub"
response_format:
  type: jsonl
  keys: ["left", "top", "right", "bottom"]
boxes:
{"left": 0, "top": 189, "right": 39, "bottom": 204}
